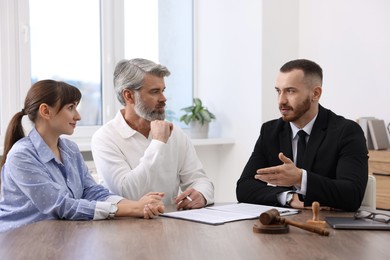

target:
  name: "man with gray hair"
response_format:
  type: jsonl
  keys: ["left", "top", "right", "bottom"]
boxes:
{"left": 91, "top": 58, "right": 214, "bottom": 209}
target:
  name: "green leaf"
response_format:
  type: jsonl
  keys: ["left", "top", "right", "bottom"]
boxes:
{"left": 209, "top": 112, "right": 216, "bottom": 119}
{"left": 200, "top": 109, "right": 211, "bottom": 122}
{"left": 194, "top": 98, "right": 202, "bottom": 107}
{"left": 194, "top": 105, "right": 201, "bottom": 114}
{"left": 182, "top": 107, "right": 194, "bottom": 113}
{"left": 179, "top": 97, "right": 215, "bottom": 125}
{"left": 179, "top": 115, "right": 191, "bottom": 125}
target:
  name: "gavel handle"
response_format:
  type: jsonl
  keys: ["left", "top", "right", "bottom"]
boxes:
{"left": 277, "top": 216, "right": 329, "bottom": 236}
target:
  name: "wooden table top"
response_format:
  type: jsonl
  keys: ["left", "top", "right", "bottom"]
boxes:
{"left": 1, "top": 205, "right": 389, "bottom": 260}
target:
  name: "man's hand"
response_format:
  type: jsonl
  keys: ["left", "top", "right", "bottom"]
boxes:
{"left": 150, "top": 120, "right": 173, "bottom": 143}
{"left": 289, "top": 193, "right": 304, "bottom": 209}
{"left": 255, "top": 152, "right": 302, "bottom": 187}
{"left": 174, "top": 188, "right": 207, "bottom": 210}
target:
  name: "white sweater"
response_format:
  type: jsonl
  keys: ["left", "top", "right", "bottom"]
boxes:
{"left": 91, "top": 110, "right": 214, "bottom": 205}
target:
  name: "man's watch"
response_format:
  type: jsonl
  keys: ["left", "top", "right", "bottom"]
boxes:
{"left": 108, "top": 203, "right": 118, "bottom": 219}
{"left": 286, "top": 192, "right": 294, "bottom": 207}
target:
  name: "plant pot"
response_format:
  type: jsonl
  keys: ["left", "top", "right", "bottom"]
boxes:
{"left": 189, "top": 121, "right": 209, "bottom": 139}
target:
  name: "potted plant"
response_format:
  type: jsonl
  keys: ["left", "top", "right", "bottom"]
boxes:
{"left": 179, "top": 97, "right": 216, "bottom": 138}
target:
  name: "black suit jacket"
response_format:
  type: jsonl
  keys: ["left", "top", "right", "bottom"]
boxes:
{"left": 236, "top": 105, "right": 368, "bottom": 211}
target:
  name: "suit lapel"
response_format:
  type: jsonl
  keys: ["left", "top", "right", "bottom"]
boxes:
{"left": 305, "top": 105, "right": 329, "bottom": 169}
{"left": 279, "top": 121, "right": 293, "bottom": 160}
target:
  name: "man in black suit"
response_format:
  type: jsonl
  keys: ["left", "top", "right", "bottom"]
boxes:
{"left": 236, "top": 59, "right": 368, "bottom": 211}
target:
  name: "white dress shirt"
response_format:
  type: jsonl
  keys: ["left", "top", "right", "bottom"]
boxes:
{"left": 91, "top": 110, "right": 214, "bottom": 205}
{"left": 277, "top": 115, "right": 317, "bottom": 205}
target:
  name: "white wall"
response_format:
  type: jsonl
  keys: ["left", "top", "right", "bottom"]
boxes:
{"left": 298, "top": 0, "right": 390, "bottom": 123}
{"left": 261, "top": 0, "right": 300, "bottom": 122}
{"left": 195, "top": 0, "right": 390, "bottom": 203}
{"left": 195, "top": 0, "right": 263, "bottom": 202}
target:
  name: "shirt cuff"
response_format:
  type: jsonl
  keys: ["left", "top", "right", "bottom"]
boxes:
{"left": 150, "top": 139, "right": 166, "bottom": 147}
{"left": 93, "top": 195, "right": 124, "bottom": 220}
{"left": 277, "top": 191, "right": 290, "bottom": 206}
{"left": 294, "top": 169, "right": 307, "bottom": 195}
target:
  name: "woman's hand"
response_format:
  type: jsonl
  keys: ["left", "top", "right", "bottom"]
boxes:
{"left": 139, "top": 192, "right": 165, "bottom": 219}
{"left": 116, "top": 192, "right": 165, "bottom": 218}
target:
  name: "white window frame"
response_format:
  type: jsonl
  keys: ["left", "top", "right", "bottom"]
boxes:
{"left": 0, "top": 0, "right": 122, "bottom": 154}
{"left": 0, "top": 0, "right": 28, "bottom": 155}
{"left": 0, "top": 0, "right": 195, "bottom": 155}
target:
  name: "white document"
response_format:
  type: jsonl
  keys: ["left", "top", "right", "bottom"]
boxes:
{"left": 161, "top": 203, "right": 299, "bottom": 225}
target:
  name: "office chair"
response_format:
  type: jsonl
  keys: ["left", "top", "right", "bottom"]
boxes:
{"left": 360, "top": 175, "right": 376, "bottom": 210}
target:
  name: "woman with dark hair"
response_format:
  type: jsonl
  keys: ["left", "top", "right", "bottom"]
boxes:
{"left": 0, "top": 80, "right": 164, "bottom": 233}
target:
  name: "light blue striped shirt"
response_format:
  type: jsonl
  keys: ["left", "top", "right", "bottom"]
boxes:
{"left": 0, "top": 128, "right": 122, "bottom": 233}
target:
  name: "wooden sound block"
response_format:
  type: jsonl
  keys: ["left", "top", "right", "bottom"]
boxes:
{"left": 253, "top": 223, "right": 289, "bottom": 234}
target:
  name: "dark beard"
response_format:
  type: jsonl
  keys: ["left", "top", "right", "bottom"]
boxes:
{"left": 281, "top": 96, "right": 311, "bottom": 122}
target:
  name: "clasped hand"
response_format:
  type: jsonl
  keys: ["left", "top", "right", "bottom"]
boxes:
{"left": 255, "top": 152, "right": 302, "bottom": 187}
{"left": 139, "top": 192, "right": 165, "bottom": 219}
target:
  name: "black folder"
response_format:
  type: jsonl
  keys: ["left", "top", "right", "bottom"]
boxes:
{"left": 326, "top": 217, "right": 390, "bottom": 230}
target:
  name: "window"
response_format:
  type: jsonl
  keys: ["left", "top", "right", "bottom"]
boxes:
{"left": 0, "top": 0, "right": 193, "bottom": 154}
{"left": 124, "top": 0, "right": 193, "bottom": 124}
{"left": 29, "top": 0, "right": 102, "bottom": 126}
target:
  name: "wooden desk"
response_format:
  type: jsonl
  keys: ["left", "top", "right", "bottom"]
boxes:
{"left": 368, "top": 149, "right": 390, "bottom": 209}
{"left": 0, "top": 206, "right": 389, "bottom": 260}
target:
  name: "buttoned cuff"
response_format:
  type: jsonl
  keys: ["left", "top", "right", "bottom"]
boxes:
{"left": 277, "top": 191, "right": 290, "bottom": 205}
{"left": 294, "top": 169, "right": 307, "bottom": 196}
{"left": 93, "top": 195, "right": 124, "bottom": 220}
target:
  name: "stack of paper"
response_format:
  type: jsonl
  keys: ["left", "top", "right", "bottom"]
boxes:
{"left": 367, "top": 119, "right": 390, "bottom": 150}
{"left": 161, "top": 203, "right": 299, "bottom": 225}
{"left": 357, "top": 117, "right": 390, "bottom": 150}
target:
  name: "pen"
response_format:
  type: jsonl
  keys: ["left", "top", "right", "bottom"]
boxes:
{"left": 177, "top": 195, "right": 193, "bottom": 205}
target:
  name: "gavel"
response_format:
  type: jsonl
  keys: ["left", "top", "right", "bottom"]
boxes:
{"left": 260, "top": 209, "right": 329, "bottom": 236}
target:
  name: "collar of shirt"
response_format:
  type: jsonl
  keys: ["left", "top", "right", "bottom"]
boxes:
{"left": 289, "top": 114, "right": 318, "bottom": 141}
{"left": 29, "top": 128, "right": 62, "bottom": 164}
{"left": 115, "top": 110, "right": 164, "bottom": 142}
{"left": 115, "top": 110, "right": 138, "bottom": 139}
{"left": 289, "top": 114, "right": 318, "bottom": 164}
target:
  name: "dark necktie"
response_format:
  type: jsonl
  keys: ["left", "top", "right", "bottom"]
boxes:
{"left": 296, "top": 130, "right": 307, "bottom": 168}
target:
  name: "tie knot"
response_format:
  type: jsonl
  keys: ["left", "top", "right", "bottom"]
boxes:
{"left": 298, "top": 130, "right": 307, "bottom": 138}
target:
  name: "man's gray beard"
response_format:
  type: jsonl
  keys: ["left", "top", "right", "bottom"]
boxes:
{"left": 134, "top": 98, "right": 165, "bottom": 121}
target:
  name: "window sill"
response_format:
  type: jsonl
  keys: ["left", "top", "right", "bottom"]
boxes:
{"left": 191, "top": 137, "right": 235, "bottom": 146}
{"left": 1, "top": 137, "right": 235, "bottom": 157}
{"left": 1, "top": 135, "right": 235, "bottom": 156}
{"left": 66, "top": 137, "right": 235, "bottom": 153}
